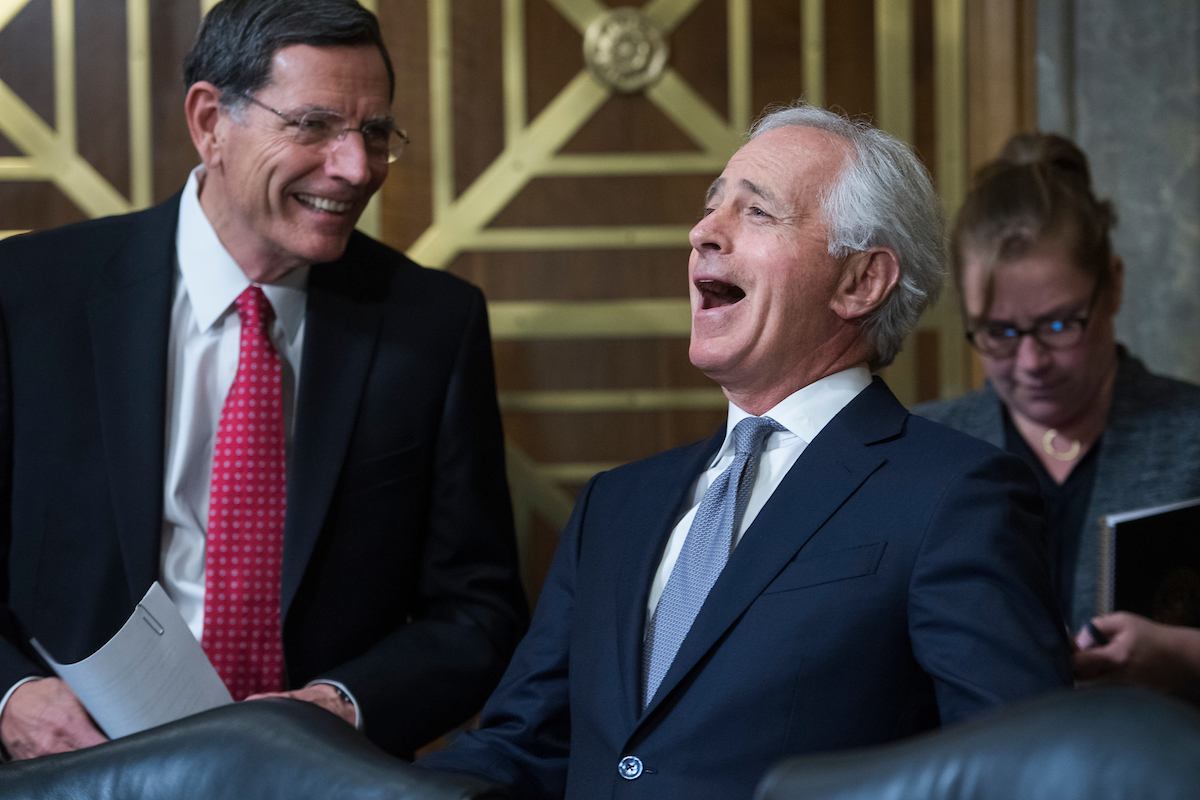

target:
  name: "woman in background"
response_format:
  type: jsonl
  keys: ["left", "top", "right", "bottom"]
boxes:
{"left": 916, "top": 132, "right": 1200, "bottom": 691}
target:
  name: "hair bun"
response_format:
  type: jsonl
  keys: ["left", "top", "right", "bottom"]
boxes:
{"left": 997, "top": 132, "right": 1094, "bottom": 191}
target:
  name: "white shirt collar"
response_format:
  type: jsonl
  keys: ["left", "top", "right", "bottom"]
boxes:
{"left": 176, "top": 166, "right": 308, "bottom": 343}
{"left": 713, "top": 365, "right": 874, "bottom": 464}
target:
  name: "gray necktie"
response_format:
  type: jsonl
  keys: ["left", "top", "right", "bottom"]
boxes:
{"left": 641, "top": 415, "right": 786, "bottom": 710}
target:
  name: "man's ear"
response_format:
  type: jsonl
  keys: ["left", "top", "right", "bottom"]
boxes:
{"left": 184, "top": 82, "right": 225, "bottom": 167}
{"left": 830, "top": 247, "right": 901, "bottom": 321}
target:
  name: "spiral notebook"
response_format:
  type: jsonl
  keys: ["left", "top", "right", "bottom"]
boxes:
{"left": 1097, "top": 496, "right": 1200, "bottom": 624}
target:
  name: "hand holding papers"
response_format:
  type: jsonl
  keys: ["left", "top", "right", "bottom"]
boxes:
{"left": 31, "top": 582, "right": 231, "bottom": 739}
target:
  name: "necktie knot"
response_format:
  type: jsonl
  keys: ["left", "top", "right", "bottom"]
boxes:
{"left": 732, "top": 415, "right": 786, "bottom": 458}
{"left": 234, "top": 286, "right": 274, "bottom": 336}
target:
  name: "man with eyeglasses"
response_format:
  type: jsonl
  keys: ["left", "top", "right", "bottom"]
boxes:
{"left": 0, "top": 0, "right": 526, "bottom": 761}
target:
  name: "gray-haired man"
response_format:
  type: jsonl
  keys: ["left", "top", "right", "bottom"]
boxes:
{"left": 418, "top": 104, "right": 1071, "bottom": 800}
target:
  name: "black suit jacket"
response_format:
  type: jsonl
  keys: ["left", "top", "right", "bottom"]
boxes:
{"left": 0, "top": 196, "right": 528, "bottom": 756}
{"left": 420, "top": 380, "right": 1072, "bottom": 799}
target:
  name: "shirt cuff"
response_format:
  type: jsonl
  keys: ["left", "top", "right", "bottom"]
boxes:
{"left": 305, "top": 679, "right": 362, "bottom": 731}
{"left": 0, "top": 676, "right": 45, "bottom": 762}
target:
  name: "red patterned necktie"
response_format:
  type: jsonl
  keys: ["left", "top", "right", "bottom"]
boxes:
{"left": 201, "top": 286, "right": 286, "bottom": 700}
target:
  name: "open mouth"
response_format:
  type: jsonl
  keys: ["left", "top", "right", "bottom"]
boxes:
{"left": 295, "top": 193, "right": 352, "bottom": 215}
{"left": 696, "top": 279, "right": 746, "bottom": 309}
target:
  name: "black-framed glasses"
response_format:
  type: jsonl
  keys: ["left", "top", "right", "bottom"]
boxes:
{"left": 241, "top": 93, "right": 409, "bottom": 164}
{"left": 966, "top": 282, "right": 1102, "bottom": 359}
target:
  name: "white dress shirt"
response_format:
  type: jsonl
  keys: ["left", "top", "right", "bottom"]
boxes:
{"left": 646, "top": 366, "right": 873, "bottom": 621}
{"left": 160, "top": 166, "right": 308, "bottom": 639}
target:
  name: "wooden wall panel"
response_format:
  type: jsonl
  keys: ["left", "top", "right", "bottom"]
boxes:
{"left": 963, "top": 0, "right": 1038, "bottom": 387}
{"left": 824, "top": 0, "right": 875, "bottom": 118}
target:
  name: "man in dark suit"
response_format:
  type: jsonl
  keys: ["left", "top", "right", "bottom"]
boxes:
{"left": 0, "top": 0, "right": 526, "bottom": 761}
{"left": 418, "top": 105, "right": 1072, "bottom": 798}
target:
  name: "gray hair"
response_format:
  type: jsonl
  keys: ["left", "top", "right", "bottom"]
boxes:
{"left": 749, "top": 103, "right": 945, "bottom": 369}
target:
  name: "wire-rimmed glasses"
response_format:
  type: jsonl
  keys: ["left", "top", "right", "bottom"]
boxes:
{"left": 241, "top": 93, "right": 409, "bottom": 164}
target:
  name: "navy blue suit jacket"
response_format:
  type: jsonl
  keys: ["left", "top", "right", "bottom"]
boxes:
{"left": 0, "top": 197, "right": 528, "bottom": 756}
{"left": 421, "top": 379, "right": 1071, "bottom": 798}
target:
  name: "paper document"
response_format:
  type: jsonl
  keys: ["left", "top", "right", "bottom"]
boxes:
{"left": 31, "top": 582, "right": 232, "bottom": 738}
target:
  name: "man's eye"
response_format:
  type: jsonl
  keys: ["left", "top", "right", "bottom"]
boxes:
{"left": 296, "top": 116, "right": 335, "bottom": 133}
{"left": 360, "top": 125, "right": 392, "bottom": 145}
{"left": 701, "top": 207, "right": 715, "bottom": 218}
{"left": 749, "top": 206, "right": 770, "bottom": 217}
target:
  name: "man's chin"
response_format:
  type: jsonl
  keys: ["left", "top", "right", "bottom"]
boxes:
{"left": 688, "top": 339, "right": 743, "bottom": 384}
{"left": 292, "top": 232, "right": 356, "bottom": 267}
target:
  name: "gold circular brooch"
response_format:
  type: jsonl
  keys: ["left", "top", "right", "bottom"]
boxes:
{"left": 583, "top": 8, "right": 670, "bottom": 94}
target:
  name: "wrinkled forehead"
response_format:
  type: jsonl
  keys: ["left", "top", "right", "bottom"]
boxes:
{"left": 712, "top": 126, "right": 851, "bottom": 207}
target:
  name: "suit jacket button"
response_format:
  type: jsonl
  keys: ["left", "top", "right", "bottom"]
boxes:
{"left": 617, "top": 755, "right": 643, "bottom": 780}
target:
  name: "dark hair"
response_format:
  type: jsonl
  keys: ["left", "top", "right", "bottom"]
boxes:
{"left": 183, "top": 0, "right": 394, "bottom": 104}
{"left": 951, "top": 133, "right": 1117, "bottom": 317}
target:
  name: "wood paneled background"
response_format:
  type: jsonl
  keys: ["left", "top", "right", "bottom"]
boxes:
{"left": 0, "top": 0, "right": 1036, "bottom": 602}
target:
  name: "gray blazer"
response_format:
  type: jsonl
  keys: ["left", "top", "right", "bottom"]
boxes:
{"left": 914, "top": 349, "right": 1200, "bottom": 629}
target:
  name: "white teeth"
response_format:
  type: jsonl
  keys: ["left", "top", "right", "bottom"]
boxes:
{"left": 297, "top": 194, "right": 351, "bottom": 213}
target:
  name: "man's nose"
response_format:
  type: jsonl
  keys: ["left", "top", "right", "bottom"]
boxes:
{"left": 325, "top": 131, "right": 375, "bottom": 186}
{"left": 689, "top": 207, "right": 731, "bottom": 254}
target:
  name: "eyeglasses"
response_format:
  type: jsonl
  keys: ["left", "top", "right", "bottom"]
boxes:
{"left": 966, "top": 283, "right": 1102, "bottom": 359}
{"left": 240, "top": 93, "right": 409, "bottom": 164}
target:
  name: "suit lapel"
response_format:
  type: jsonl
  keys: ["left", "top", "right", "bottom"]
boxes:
{"left": 636, "top": 379, "right": 907, "bottom": 724}
{"left": 86, "top": 200, "right": 178, "bottom": 604}
{"left": 613, "top": 429, "right": 725, "bottom": 722}
{"left": 281, "top": 250, "right": 384, "bottom": 619}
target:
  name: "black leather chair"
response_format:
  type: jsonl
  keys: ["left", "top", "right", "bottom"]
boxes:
{"left": 8, "top": 687, "right": 1198, "bottom": 799}
{"left": 756, "top": 687, "right": 1200, "bottom": 800}
{"left": 0, "top": 699, "right": 503, "bottom": 800}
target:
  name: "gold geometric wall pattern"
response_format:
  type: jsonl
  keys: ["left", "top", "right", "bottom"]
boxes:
{"left": 0, "top": 0, "right": 152, "bottom": 237}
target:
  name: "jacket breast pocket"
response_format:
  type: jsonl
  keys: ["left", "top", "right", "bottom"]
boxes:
{"left": 340, "top": 444, "right": 426, "bottom": 497}
{"left": 762, "top": 542, "right": 887, "bottom": 594}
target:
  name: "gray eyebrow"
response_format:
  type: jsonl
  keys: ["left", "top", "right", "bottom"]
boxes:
{"left": 705, "top": 177, "right": 725, "bottom": 204}
{"left": 740, "top": 179, "right": 777, "bottom": 204}
{"left": 291, "top": 104, "right": 395, "bottom": 125}
{"left": 704, "top": 177, "right": 777, "bottom": 205}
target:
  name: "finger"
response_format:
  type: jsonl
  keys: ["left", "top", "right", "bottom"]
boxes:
{"left": 1090, "top": 614, "right": 1128, "bottom": 636}
{"left": 31, "top": 708, "right": 107, "bottom": 758}
{"left": 1074, "top": 626, "right": 1095, "bottom": 650}
{"left": 70, "top": 719, "right": 108, "bottom": 749}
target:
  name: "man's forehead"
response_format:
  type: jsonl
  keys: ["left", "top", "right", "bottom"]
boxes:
{"left": 712, "top": 126, "right": 850, "bottom": 203}
{"left": 265, "top": 44, "right": 391, "bottom": 97}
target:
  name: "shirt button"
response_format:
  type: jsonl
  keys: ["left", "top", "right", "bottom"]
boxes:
{"left": 617, "top": 755, "right": 643, "bottom": 780}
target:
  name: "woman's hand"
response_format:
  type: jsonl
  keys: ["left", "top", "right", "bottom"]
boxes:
{"left": 1074, "top": 612, "right": 1200, "bottom": 691}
